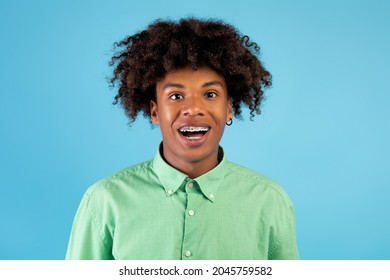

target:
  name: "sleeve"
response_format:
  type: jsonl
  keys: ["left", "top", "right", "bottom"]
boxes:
{"left": 268, "top": 195, "right": 300, "bottom": 260}
{"left": 65, "top": 188, "right": 114, "bottom": 260}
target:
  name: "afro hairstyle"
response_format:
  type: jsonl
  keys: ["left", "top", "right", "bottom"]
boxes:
{"left": 109, "top": 18, "right": 272, "bottom": 123}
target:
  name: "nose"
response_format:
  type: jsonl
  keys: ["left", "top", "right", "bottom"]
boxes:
{"left": 182, "top": 95, "right": 204, "bottom": 117}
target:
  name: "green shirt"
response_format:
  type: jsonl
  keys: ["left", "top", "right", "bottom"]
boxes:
{"left": 66, "top": 147, "right": 299, "bottom": 260}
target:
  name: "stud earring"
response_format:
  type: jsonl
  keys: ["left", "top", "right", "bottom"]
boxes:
{"left": 226, "top": 118, "right": 233, "bottom": 126}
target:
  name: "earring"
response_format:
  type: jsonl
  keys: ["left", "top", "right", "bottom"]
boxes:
{"left": 226, "top": 118, "right": 233, "bottom": 126}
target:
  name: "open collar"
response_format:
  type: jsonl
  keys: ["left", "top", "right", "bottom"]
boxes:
{"left": 152, "top": 144, "right": 228, "bottom": 203}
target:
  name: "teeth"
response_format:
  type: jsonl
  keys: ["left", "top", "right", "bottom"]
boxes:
{"left": 179, "top": 126, "right": 209, "bottom": 132}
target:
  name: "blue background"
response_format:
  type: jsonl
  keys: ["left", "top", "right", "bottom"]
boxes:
{"left": 1, "top": 0, "right": 389, "bottom": 259}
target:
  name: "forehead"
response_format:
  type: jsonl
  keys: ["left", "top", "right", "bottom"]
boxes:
{"left": 157, "top": 67, "right": 226, "bottom": 89}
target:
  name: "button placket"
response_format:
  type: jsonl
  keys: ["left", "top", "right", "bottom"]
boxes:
{"left": 187, "top": 182, "right": 195, "bottom": 217}
{"left": 181, "top": 180, "right": 198, "bottom": 259}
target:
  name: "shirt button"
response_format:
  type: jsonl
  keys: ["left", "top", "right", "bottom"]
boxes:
{"left": 167, "top": 189, "right": 173, "bottom": 196}
{"left": 188, "top": 182, "right": 194, "bottom": 188}
{"left": 209, "top": 193, "right": 214, "bottom": 199}
{"left": 188, "top": 210, "right": 194, "bottom": 216}
{"left": 185, "top": 250, "right": 192, "bottom": 257}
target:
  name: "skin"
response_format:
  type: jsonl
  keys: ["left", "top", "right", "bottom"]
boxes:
{"left": 151, "top": 67, "right": 233, "bottom": 178}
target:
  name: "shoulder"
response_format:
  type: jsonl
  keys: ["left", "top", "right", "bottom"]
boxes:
{"left": 225, "top": 160, "right": 282, "bottom": 190}
{"left": 224, "top": 160, "right": 293, "bottom": 207}
{"left": 83, "top": 159, "right": 155, "bottom": 201}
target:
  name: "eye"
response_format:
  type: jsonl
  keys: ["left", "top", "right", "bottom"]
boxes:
{"left": 205, "top": 91, "right": 218, "bottom": 98}
{"left": 169, "top": 93, "right": 184, "bottom": 100}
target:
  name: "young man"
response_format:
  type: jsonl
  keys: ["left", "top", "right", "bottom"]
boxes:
{"left": 66, "top": 18, "right": 299, "bottom": 260}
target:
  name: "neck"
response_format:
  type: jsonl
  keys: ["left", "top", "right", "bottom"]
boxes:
{"left": 180, "top": 158, "right": 218, "bottom": 179}
{"left": 160, "top": 145, "right": 219, "bottom": 179}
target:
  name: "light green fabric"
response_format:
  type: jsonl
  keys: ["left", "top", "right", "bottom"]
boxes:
{"left": 66, "top": 146, "right": 299, "bottom": 260}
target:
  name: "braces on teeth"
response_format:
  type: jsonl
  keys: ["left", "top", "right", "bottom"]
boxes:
{"left": 179, "top": 126, "right": 209, "bottom": 132}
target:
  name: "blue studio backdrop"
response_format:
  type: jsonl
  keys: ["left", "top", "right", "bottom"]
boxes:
{"left": 1, "top": 0, "right": 389, "bottom": 259}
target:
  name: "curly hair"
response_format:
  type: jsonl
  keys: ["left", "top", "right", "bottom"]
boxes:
{"left": 109, "top": 18, "right": 272, "bottom": 123}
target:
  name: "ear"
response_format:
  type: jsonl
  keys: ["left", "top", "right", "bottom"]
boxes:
{"left": 150, "top": 100, "right": 159, "bottom": 125}
{"left": 226, "top": 98, "right": 233, "bottom": 122}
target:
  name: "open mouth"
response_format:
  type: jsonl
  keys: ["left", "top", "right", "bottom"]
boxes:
{"left": 178, "top": 126, "right": 210, "bottom": 140}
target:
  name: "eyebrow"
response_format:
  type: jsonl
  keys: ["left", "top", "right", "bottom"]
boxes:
{"left": 162, "top": 80, "right": 224, "bottom": 91}
{"left": 202, "top": 81, "right": 224, "bottom": 88}
{"left": 163, "top": 83, "right": 185, "bottom": 91}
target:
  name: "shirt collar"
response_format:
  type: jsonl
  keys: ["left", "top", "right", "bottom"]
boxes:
{"left": 195, "top": 147, "right": 227, "bottom": 202}
{"left": 152, "top": 144, "right": 188, "bottom": 197}
{"left": 152, "top": 144, "right": 228, "bottom": 203}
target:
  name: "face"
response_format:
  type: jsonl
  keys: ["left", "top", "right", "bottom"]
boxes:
{"left": 151, "top": 67, "right": 233, "bottom": 176}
